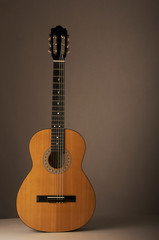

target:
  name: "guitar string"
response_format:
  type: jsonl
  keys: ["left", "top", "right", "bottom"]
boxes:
{"left": 61, "top": 54, "right": 65, "bottom": 197}
{"left": 55, "top": 60, "right": 58, "bottom": 199}
{"left": 53, "top": 61, "right": 56, "bottom": 198}
{"left": 60, "top": 53, "right": 62, "bottom": 199}
{"left": 61, "top": 54, "right": 64, "bottom": 199}
{"left": 56, "top": 60, "right": 59, "bottom": 199}
{"left": 58, "top": 58, "right": 60, "bottom": 199}
{"left": 61, "top": 54, "right": 63, "bottom": 199}
{"left": 61, "top": 55, "right": 63, "bottom": 199}
{"left": 59, "top": 54, "right": 62, "bottom": 198}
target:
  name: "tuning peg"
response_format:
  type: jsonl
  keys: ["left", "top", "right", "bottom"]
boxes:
{"left": 67, "top": 49, "right": 70, "bottom": 54}
{"left": 48, "top": 37, "right": 51, "bottom": 42}
{"left": 48, "top": 47, "right": 52, "bottom": 53}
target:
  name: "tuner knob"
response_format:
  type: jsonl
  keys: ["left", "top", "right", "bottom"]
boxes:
{"left": 48, "top": 47, "right": 52, "bottom": 53}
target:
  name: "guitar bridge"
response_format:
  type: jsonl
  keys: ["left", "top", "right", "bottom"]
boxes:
{"left": 36, "top": 195, "right": 76, "bottom": 203}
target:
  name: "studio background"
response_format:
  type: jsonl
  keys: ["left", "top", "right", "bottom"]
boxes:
{"left": 0, "top": 0, "right": 159, "bottom": 220}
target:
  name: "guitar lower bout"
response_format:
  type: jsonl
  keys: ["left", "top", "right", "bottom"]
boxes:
{"left": 17, "top": 128, "right": 96, "bottom": 232}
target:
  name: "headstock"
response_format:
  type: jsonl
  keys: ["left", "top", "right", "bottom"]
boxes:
{"left": 48, "top": 25, "right": 70, "bottom": 60}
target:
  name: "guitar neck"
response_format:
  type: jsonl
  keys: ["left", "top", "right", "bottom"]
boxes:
{"left": 51, "top": 60, "right": 65, "bottom": 153}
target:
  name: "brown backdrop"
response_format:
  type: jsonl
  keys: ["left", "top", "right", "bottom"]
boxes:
{"left": 0, "top": 0, "right": 159, "bottom": 219}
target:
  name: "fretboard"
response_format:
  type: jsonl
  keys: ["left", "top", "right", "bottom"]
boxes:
{"left": 51, "top": 61, "right": 65, "bottom": 153}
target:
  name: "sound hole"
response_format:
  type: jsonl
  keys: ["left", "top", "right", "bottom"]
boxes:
{"left": 48, "top": 152, "right": 65, "bottom": 169}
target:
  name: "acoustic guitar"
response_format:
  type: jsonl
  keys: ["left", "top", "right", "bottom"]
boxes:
{"left": 16, "top": 25, "right": 95, "bottom": 232}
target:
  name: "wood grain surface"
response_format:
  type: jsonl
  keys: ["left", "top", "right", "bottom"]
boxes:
{"left": 16, "top": 129, "right": 95, "bottom": 232}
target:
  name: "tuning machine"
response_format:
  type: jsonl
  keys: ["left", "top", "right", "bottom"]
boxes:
{"left": 66, "top": 35, "right": 70, "bottom": 54}
{"left": 48, "top": 34, "right": 52, "bottom": 53}
{"left": 48, "top": 47, "right": 52, "bottom": 53}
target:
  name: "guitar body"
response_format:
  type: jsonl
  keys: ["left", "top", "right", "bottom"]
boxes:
{"left": 17, "top": 129, "right": 95, "bottom": 232}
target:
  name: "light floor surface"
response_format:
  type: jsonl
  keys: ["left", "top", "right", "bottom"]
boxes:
{"left": 0, "top": 216, "right": 159, "bottom": 240}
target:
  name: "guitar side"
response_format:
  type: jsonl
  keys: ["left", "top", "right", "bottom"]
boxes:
{"left": 16, "top": 129, "right": 95, "bottom": 232}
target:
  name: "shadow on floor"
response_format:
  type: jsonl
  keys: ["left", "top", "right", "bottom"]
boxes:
{"left": 78, "top": 215, "right": 159, "bottom": 232}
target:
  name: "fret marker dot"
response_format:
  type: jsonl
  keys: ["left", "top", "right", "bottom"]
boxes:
{"left": 59, "top": 125, "right": 61, "bottom": 128}
{"left": 58, "top": 78, "right": 60, "bottom": 81}
{"left": 56, "top": 136, "right": 59, "bottom": 138}
{"left": 54, "top": 125, "right": 56, "bottom": 128}
{"left": 56, "top": 143, "right": 58, "bottom": 145}
{"left": 58, "top": 91, "right": 60, "bottom": 94}
{"left": 57, "top": 112, "right": 59, "bottom": 115}
{"left": 57, "top": 102, "right": 59, "bottom": 105}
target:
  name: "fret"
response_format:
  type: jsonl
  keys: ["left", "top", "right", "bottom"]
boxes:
{"left": 52, "top": 89, "right": 64, "bottom": 92}
{"left": 51, "top": 143, "right": 64, "bottom": 145}
{"left": 51, "top": 121, "right": 64, "bottom": 123}
{"left": 52, "top": 108, "right": 64, "bottom": 111}
{"left": 52, "top": 107, "right": 64, "bottom": 110}
{"left": 53, "top": 90, "right": 64, "bottom": 95}
{"left": 51, "top": 134, "right": 64, "bottom": 138}
{"left": 54, "top": 68, "right": 64, "bottom": 70}
{"left": 51, "top": 140, "right": 64, "bottom": 142}
{"left": 51, "top": 132, "right": 64, "bottom": 134}
{"left": 51, "top": 145, "right": 64, "bottom": 147}
{"left": 52, "top": 111, "right": 64, "bottom": 114}
{"left": 51, "top": 147, "right": 64, "bottom": 150}
{"left": 52, "top": 102, "right": 64, "bottom": 106}
{"left": 52, "top": 95, "right": 65, "bottom": 97}
{"left": 53, "top": 77, "right": 64, "bottom": 83}
{"left": 53, "top": 75, "right": 64, "bottom": 78}
{"left": 51, "top": 137, "right": 64, "bottom": 140}
{"left": 51, "top": 139, "right": 64, "bottom": 141}
{"left": 52, "top": 89, "right": 64, "bottom": 91}
{"left": 52, "top": 96, "right": 64, "bottom": 100}
{"left": 53, "top": 62, "right": 65, "bottom": 68}
{"left": 51, "top": 138, "right": 64, "bottom": 141}
{"left": 51, "top": 121, "right": 64, "bottom": 124}
{"left": 51, "top": 129, "right": 64, "bottom": 132}
{"left": 51, "top": 128, "right": 64, "bottom": 130}
{"left": 51, "top": 144, "right": 64, "bottom": 146}
{"left": 51, "top": 147, "right": 65, "bottom": 150}
{"left": 51, "top": 126, "right": 64, "bottom": 129}
{"left": 51, "top": 133, "right": 64, "bottom": 136}
{"left": 52, "top": 113, "right": 64, "bottom": 116}
{"left": 54, "top": 70, "right": 64, "bottom": 75}
{"left": 51, "top": 149, "right": 65, "bottom": 152}
{"left": 52, "top": 106, "right": 64, "bottom": 110}
{"left": 51, "top": 142, "right": 64, "bottom": 144}
{"left": 52, "top": 115, "right": 64, "bottom": 118}
{"left": 53, "top": 83, "right": 64, "bottom": 89}
{"left": 52, "top": 99, "right": 64, "bottom": 101}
